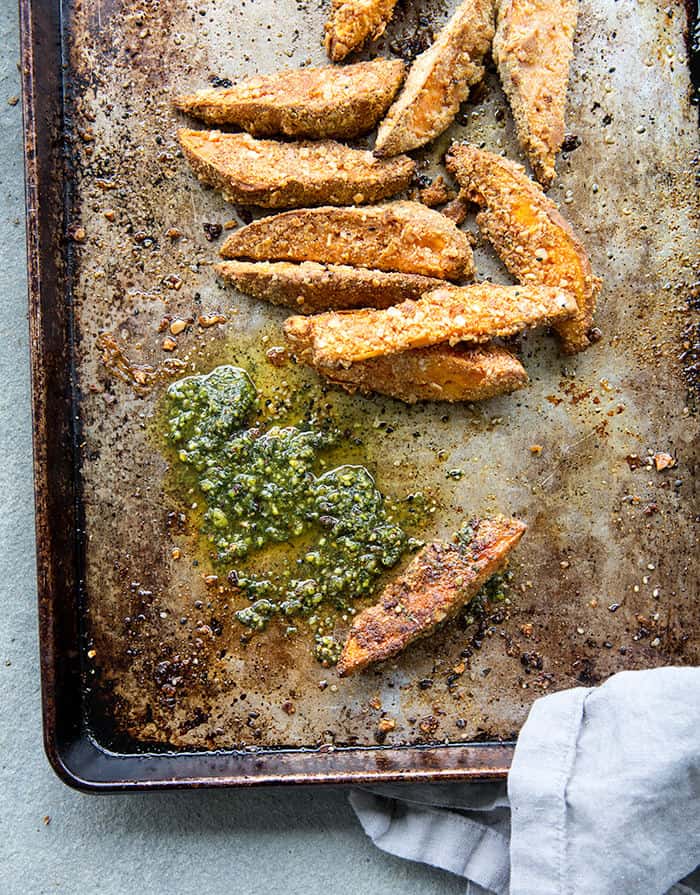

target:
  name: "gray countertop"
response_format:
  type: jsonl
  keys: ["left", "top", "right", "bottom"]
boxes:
{"left": 0, "top": 2, "right": 460, "bottom": 891}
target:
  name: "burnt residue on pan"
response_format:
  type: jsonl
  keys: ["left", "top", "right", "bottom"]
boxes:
{"left": 56, "top": 0, "right": 700, "bottom": 751}
{"left": 684, "top": 0, "right": 700, "bottom": 106}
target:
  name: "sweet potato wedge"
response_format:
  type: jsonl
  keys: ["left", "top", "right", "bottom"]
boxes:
{"left": 284, "top": 283, "right": 576, "bottom": 367}
{"left": 492, "top": 0, "right": 578, "bottom": 187}
{"left": 178, "top": 130, "right": 414, "bottom": 209}
{"left": 298, "top": 343, "right": 528, "bottom": 403}
{"left": 174, "top": 58, "right": 405, "bottom": 139}
{"left": 215, "top": 260, "right": 445, "bottom": 313}
{"left": 374, "top": 0, "right": 495, "bottom": 156}
{"left": 220, "top": 202, "right": 475, "bottom": 281}
{"left": 337, "top": 515, "right": 527, "bottom": 675}
{"left": 446, "top": 143, "right": 601, "bottom": 353}
{"left": 325, "top": 0, "right": 399, "bottom": 62}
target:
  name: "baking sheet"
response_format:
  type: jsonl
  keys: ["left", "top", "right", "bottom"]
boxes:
{"left": 57, "top": 0, "right": 700, "bottom": 755}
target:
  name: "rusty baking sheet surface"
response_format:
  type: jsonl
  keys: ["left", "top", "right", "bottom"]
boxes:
{"left": 23, "top": 0, "right": 699, "bottom": 788}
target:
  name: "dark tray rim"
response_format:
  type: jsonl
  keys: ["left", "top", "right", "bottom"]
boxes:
{"left": 20, "top": 0, "right": 515, "bottom": 791}
{"left": 47, "top": 734, "right": 515, "bottom": 793}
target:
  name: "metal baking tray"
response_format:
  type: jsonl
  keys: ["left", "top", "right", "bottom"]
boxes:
{"left": 22, "top": 0, "right": 699, "bottom": 791}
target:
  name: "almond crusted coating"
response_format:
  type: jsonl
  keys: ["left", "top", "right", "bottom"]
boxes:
{"left": 215, "top": 260, "right": 446, "bottom": 313}
{"left": 337, "top": 515, "right": 527, "bottom": 675}
{"left": 175, "top": 58, "right": 405, "bottom": 140}
{"left": 325, "top": 0, "right": 399, "bottom": 62}
{"left": 220, "top": 201, "right": 475, "bottom": 281}
{"left": 492, "top": 0, "right": 578, "bottom": 187}
{"left": 447, "top": 142, "right": 601, "bottom": 353}
{"left": 178, "top": 130, "right": 414, "bottom": 209}
{"left": 284, "top": 283, "right": 577, "bottom": 367}
{"left": 301, "top": 343, "right": 528, "bottom": 403}
{"left": 374, "top": 0, "right": 495, "bottom": 156}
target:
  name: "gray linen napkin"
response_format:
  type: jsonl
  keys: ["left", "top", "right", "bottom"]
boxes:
{"left": 350, "top": 667, "right": 700, "bottom": 895}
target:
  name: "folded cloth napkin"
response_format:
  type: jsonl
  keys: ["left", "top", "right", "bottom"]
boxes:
{"left": 350, "top": 667, "right": 700, "bottom": 895}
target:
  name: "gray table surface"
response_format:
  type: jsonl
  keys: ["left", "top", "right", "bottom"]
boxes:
{"left": 0, "top": 2, "right": 465, "bottom": 892}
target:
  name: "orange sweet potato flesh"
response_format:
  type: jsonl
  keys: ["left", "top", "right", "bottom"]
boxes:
{"left": 178, "top": 130, "right": 414, "bottom": 209}
{"left": 325, "top": 0, "right": 399, "bottom": 62}
{"left": 493, "top": 0, "right": 578, "bottom": 187}
{"left": 284, "top": 283, "right": 576, "bottom": 367}
{"left": 215, "top": 260, "right": 446, "bottom": 313}
{"left": 447, "top": 143, "right": 601, "bottom": 353}
{"left": 175, "top": 58, "right": 405, "bottom": 140}
{"left": 299, "top": 342, "right": 528, "bottom": 403}
{"left": 374, "top": 0, "right": 495, "bottom": 156}
{"left": 220, "top": 202, "right": 475, "bottom": 281}
{"left": 337, "top": 515, "right": 527, "bottom": 675}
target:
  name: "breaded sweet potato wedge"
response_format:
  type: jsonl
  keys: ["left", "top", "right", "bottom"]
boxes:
{"left": 220, "top": 202, "right": 475, "bottom": 281}
{"left": 374, "top": 0, "right": 495, "bottom": 156}
{"left": 446, "top": 143, "right": 601, "bottom": 353}
{"left": 174, "top": 58, "right": 405, "bottom": 140}
{"left": 178, "top": 130, "right": 414, "bottom": 209}
{"left": 215, "top": 260, "right": 445, "bottom": 313}
{"left": 284, "top": 283, "right": 576, "bottom": 366}
{"left": 298, "top": 343, "right": 528, "bottom": 403}
{"left": 492, "top": 0, "right": 578, "bottom": 187}
{"left": 337, "top": 515, "right": 526, "bottom": 675}
{"left": 325, "top": 0, "right": 399, "bottom": 62}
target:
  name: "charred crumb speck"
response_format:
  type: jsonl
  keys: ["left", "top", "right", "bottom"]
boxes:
{"left": 389, "top": 19, "right": 434, "bottom": 62}
{"left": 413, "top": 172, "right": 432, "bottom": 189}
{"left": 573, "top": 658, "right": 598, "bottom": 685}
{"left": 418, "top": 716, "right": 439, "bottom": 736}
{"left": 561, "top": 133, "right": 581, "bottom": 152}
{"left": 203, "top": 222, "right": 223, "bottom": 241}
{"left": 208, "top": 75, "right": 233, "bottom": 88}
{"left": 234, "top": 205, "right": 254, "bottom": 224}
{"left": 467, "top": 80, "right": 489, "bottom": 106}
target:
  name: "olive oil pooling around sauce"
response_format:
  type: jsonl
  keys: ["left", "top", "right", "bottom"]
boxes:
{"left": 162, "top": 363, "right": 431, "bottom": 664}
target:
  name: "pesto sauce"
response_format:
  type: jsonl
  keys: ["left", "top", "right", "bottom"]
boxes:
{"left": 164, "top": 365, "right": 421, "bottom": 651}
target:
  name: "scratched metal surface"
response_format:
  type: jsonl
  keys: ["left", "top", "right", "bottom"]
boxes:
{"left": 67, "top": 0, "right": 699, "bottom": 750}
